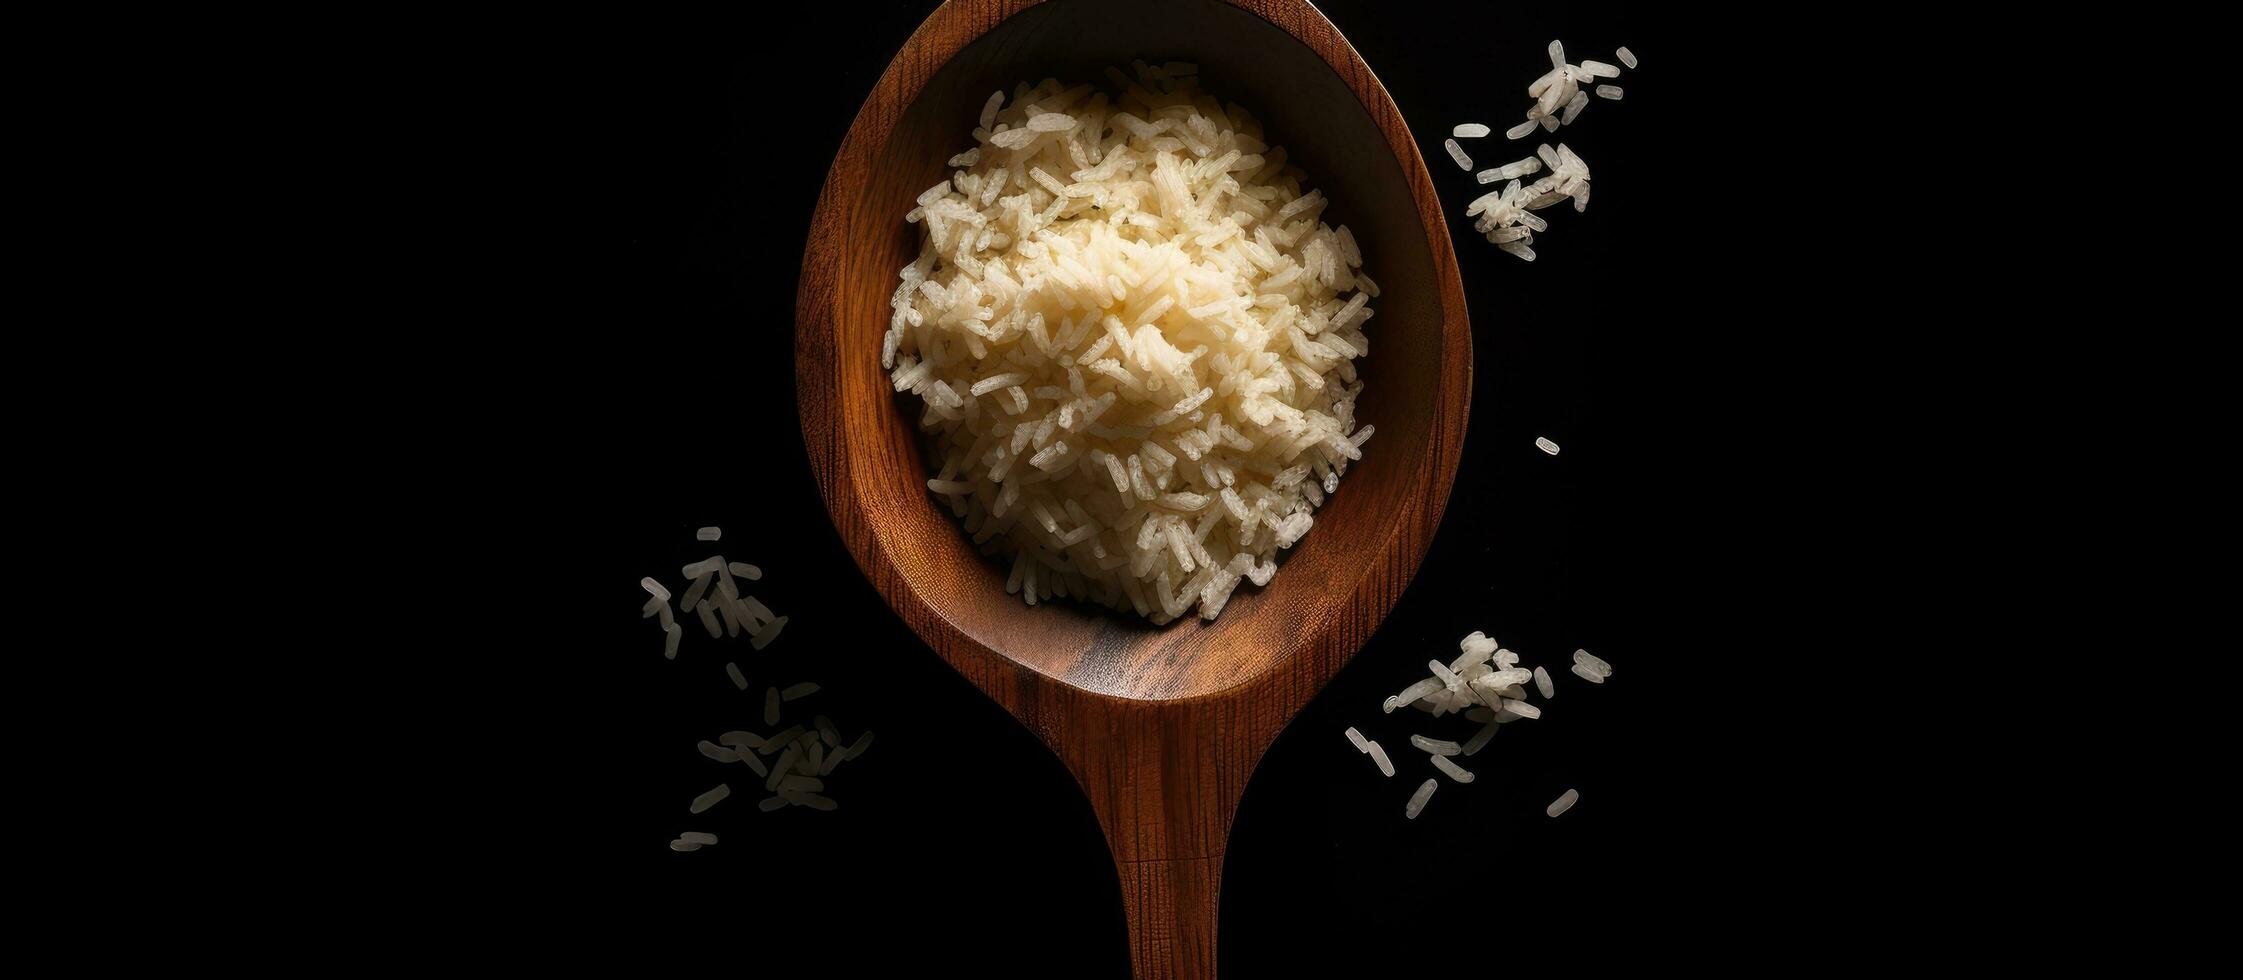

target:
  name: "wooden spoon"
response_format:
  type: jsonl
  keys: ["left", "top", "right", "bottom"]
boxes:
{"left": 795, "top": 1, "right": 1470, "bottom": 975}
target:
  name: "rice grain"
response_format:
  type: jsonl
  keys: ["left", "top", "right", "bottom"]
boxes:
{"left": 1406, "top": 778, "right": 1437, "bottom": 819}
{"left": 689, "top": 783, "right": 731, "bottom": 814}
{"left": 751, "top": 616, "right": 788, "bottom": 651}
{"left": 892, "top": 71, "right": 1379, "bottom": 623}
{"left": 767, "top": 747, "right": 799, "bottom": 790}
{"left": 1547, "top": 788, "right": 1578, "bottom": 817}
{"left": 1443, "top": 138, "right": 1473, "bottom": 170}
{"left": 1366, "top": 740, "right": 1395, "bottom": 777}
{"left": 1461, "top": 718, "right": 1500, "bottom": 756}
{"left": 1411, "top": 734, "right": 1462, "bottom": 756}
{"left": 1431, "top": 756, "right": 1474, "bottom": 783}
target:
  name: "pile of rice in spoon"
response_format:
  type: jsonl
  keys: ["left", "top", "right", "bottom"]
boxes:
{"left": 884, "top": 62, "right": 1377, "bottom": 623}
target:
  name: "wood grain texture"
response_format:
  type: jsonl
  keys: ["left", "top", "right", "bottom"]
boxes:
{"left": 794, "top": 1, "right": 1471, "bottom": 975}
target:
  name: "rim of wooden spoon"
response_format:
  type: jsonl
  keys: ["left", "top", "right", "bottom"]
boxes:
{"left": 794, "top": 0, "right": 1471, "bottom": 705}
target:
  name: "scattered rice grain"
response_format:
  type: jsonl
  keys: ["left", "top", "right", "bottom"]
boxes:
{"left": 689, "top": 783, "right": 731, "bottom": 814}
{"left": 1366, "top": 740, "right": 1395, "bottom": 777}
{"left": 1547, "top": 788, "right": 1579, "bottom": 817}
{"left": 1406, "top": 778, "right": 1437, "bottom": 819}
{"left": 1431, "top": 756, "right": 1474, "bottom": 783}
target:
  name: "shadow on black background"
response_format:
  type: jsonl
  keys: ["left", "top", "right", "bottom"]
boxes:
{"left": 579, "top": 1, "right": 1758, "bottom": 971}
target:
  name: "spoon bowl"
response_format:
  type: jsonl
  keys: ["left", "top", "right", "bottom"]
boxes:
{"left": 796, "top": 1, "right": 1470, "bottom": 974}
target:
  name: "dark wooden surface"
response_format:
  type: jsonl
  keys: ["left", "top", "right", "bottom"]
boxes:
{"left": 795, "top": 1, "right": 1470, "bottom": 975}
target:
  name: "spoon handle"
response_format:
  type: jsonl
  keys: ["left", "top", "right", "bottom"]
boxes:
{"left": 1051, "top": 696, "right": 1262, "bottom": 979}
{"left": 1117, "top": 855, "right": 1222, "bottom": 979}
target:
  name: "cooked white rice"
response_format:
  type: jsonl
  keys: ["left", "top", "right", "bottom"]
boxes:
{"left": 640, "top": 577, "right": 670, "bottom": 602}
{"left": 1617, "top": 46, "right": 1638, "bottom": 69}
{"left": 726, "top": 662, "right": 747, "bottom": 690}
{"left": 696, "top": 527, "right": 721, "bottom": 541}
{"left": 1536, "top": 436, "right": 1561, "bottom": 455}
{"left": 1533, "top": 665, "right": 1555, "bottom": 699}
{"left": 1451, "top": 123, "right": 1491, "bottom": 138}
{"left": 887, "top": 66, "right": 1378, "bottom": 623}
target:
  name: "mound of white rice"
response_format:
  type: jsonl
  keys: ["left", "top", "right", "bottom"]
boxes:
{"left": 884, "top": 62, "right": 1377, "bottom": 623}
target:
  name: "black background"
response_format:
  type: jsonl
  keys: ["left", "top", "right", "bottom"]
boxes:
{"left": 586, "top": 0, "right": 1752, "bottom": 970}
